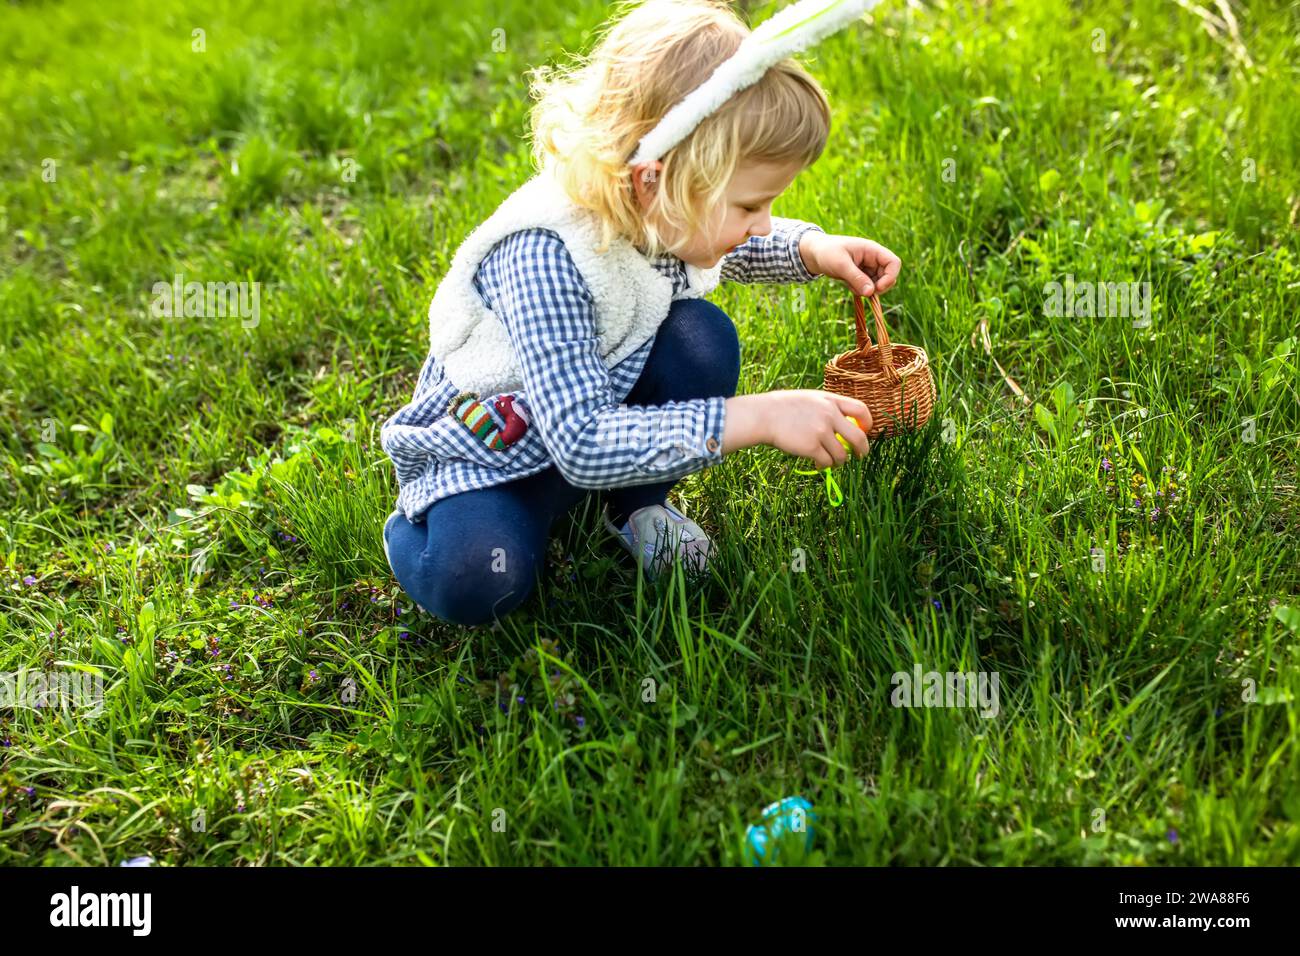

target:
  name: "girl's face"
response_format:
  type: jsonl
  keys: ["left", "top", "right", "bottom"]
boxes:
{"left": 633, "top": 158, "right": 804, "bottom": 269}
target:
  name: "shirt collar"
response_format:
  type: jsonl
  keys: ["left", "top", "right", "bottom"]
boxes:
{"left": 646, "top": 252, "right": 690, "bottom": 293}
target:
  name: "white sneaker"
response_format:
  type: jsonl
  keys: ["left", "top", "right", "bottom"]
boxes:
{"left": 602, "top": 500, "right": 714, "bottom": 580}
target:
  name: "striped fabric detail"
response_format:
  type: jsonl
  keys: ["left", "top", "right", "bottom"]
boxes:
{"left": 452, "top": 393, "right": 505, "bottom": 450}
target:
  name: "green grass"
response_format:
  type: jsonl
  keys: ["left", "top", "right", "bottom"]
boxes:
{"left": 1, "top": 0, "right": 1298, "bottom": 865}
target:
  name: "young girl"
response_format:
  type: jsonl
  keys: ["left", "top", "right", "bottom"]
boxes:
{"left": 380, "top": 0, "right": 899, "bottom": 628}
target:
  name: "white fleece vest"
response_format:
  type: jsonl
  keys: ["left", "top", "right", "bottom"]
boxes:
{"left": 427, "top": 170, "right": 723, "bottom": 396}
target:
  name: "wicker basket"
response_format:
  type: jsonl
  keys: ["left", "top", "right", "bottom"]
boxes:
{"left": 823, "top": 293, "right": 936, "bottom": 439}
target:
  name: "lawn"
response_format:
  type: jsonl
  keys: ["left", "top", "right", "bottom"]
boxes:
{"left": 1, "top": 0, "right": 1297, "bottom": 865}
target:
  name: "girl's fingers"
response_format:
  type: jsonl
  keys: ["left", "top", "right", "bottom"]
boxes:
{"left": 836, "top": 413, "right": 870, "bottom": 457}
{"left": 820, "top": 431, "right": 848, "bottom": 468}
{"left": 832, "top": 396, "right": 873, "bottom": 436}
{"left": 875, "top": 251, "right": 901, "bottom": 292}
{"left": 858, "top": 242, "right": 901, "bottom": 294}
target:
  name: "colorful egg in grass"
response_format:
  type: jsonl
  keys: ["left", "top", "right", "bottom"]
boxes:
{"left": 744, "top": 795, "right": 817, "bottom": 866}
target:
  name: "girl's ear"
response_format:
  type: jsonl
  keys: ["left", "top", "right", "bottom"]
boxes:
{"left": 630, "top": 161, "right": 662, "bottom": 209}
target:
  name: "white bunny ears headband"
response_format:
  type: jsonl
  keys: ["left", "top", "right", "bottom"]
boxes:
{"left": 627, "top": 0, "right": 883, "bottom": 167}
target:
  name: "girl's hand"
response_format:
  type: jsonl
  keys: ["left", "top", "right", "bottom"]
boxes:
{"left": 757, "top": 389, "right": 873, "bottom": 469}
{"left": 799, "top": 232, "right": 902, "bottom": 297}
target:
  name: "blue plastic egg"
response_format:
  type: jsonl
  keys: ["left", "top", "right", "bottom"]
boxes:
{"left": 744, "top": 795, "right": 817, "bottom": 866}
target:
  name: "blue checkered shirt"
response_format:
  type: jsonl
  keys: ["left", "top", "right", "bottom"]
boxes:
{"left": 381, "top": 216, "right": 825, "bottom": 521}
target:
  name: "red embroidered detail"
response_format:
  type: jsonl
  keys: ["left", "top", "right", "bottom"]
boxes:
{"left": 492, "top": 394, "right": 529, "bottom": 447}
{"left": 446, "top": 391, "right": 530, "bottom": 451}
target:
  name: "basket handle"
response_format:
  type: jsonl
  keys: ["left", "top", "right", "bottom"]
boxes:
{"left": 852, "top": 293, "right": 898, "bottom": 381}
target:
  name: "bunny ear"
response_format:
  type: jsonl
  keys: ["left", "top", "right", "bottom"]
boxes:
{"left": 628, "top": 0, "right": 880, "bottom": 167}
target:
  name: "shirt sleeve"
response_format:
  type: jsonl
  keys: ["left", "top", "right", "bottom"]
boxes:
{"left": 479, "top": 230, "right": 728, "bottom": 490}
{"left": 719, "top": 216, "right": 825, "bottom": 284}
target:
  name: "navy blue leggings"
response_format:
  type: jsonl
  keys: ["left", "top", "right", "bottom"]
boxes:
{"left": 383, "top": 297, "right": 741, "bottom": 627}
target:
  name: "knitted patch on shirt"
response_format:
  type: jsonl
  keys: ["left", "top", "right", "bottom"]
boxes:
{"left": 447, "top": 391, "right": 529, "bottom": 451}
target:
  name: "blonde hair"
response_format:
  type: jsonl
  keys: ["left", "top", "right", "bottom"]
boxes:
{"left": 527, "top": 0, "right": 831, "bottom": 258}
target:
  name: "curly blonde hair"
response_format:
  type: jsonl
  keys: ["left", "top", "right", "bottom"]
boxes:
{"left": 527, "top": 0, "right": 831, "bottom": 258}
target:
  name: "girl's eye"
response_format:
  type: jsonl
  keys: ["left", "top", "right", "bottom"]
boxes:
{"left": 741, "top": 205, "right": 760, "bottom": 213}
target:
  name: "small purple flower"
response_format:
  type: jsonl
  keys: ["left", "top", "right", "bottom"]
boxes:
{"left": 1100, "top": 457, "right": 1113, "bottom": 472}
{"left": 399, "top": 631, "right": 409, "bottom": 640}
{"left": 22, "top": 575, "right": 36, "bottom": 586}
{"left": 931, "top": 598, "right": 942, "bottom": 611}
{"left": 1149, "top": 507, "right": 1160, "bottom": 520}
{"left": 575, "top": 716, "right": 585, "bottom": 728}
{"left": 516, "top": 695, "right": 525, "bottom": 704}
{"left": 23, "top": 786, "right": 35, "bottom": 796}
{"left": 1167, "top": 828, "right": 1179, "bottom": 844}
